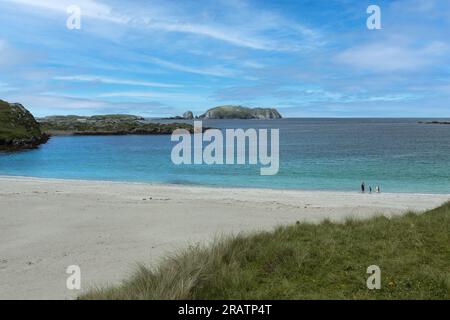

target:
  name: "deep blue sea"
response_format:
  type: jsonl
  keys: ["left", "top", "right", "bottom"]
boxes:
{"left": 1, "top": 119, "right": 450, "bottom": 193}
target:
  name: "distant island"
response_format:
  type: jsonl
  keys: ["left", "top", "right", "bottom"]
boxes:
{"left": 165, "top": 105, "right": 282, "bottom": 120}
{"left": 199, "top": 105, "right": 282, "bottom": 119}
{"left": 0, "top": 99, "right": 49, "bottom": 151}
{"left": 164, "top": 111, "right": 194, "bottom": 120}
{"left": 418, "top": 121, "right": 450, "bottom": 125}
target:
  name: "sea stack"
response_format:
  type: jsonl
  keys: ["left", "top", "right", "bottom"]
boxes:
{"left": 182, "top": 111, "right": 194, "bottom": 119}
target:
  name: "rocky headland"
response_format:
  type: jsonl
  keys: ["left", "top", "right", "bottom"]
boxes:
{"left": 0, "top": 99, "right": 49, "bottom": 151}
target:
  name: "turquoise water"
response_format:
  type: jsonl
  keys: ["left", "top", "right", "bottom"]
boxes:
{"left": 1, "top": 119, "right": 449, "bottom": 193}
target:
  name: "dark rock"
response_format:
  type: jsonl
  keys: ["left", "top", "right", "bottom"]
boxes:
{"left": 182, "top": 111, "right": 194, "bottom": 119}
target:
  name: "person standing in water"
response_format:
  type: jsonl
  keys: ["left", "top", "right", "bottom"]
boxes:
{"left": 376, "top": 185, "right": 380, "bottom": 193}
{"left": 361, "top": 181, "right": 365, "bottom": 193}
{"left": 369, "top": 186, "right": 372, "bottom": 194}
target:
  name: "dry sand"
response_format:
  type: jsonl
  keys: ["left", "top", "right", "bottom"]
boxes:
{"left": 0, "top": 176, "right": 448, "bottom": 299}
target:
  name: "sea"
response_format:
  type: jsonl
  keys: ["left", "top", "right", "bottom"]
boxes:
{"left": 1, "top": 118, "right": 449, "bottom": 193}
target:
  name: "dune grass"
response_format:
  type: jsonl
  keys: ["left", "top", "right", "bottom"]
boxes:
{"left": 80, "top": 202, "right": 450, "bottom": 300}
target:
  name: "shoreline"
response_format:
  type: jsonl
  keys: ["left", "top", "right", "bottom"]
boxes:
{"left": 0, "top": 176, "right": 449, "bottom": 299}
{"left": 1, "top": 174, "right": 448, "bottom": 195}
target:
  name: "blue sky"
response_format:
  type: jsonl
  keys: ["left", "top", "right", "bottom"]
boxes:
{"left": 0, "top": 0, "right": 449, "bottom": 117}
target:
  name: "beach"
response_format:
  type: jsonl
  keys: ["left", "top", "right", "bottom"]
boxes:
{"left": 0, "top": 176, "right": 449, "bottom": 299}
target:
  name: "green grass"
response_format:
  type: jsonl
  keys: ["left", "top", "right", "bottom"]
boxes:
{"left": 0, "top": 99, "right": 42, "bottom": 141}
{"left": 80, "top": 202, "right": 450, "bottom": 300}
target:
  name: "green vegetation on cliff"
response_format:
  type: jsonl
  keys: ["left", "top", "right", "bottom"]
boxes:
{"left": 200, "top": 105, "right": 282, "bottom": 119}
{"left": 0, "top": 99, "right": 48, "bottom": 150}
{"left": 39, "top": 115, "right": 195, "bottom": 135}
{"left": 81, "top": 202, "right": 450, "bottom": 300}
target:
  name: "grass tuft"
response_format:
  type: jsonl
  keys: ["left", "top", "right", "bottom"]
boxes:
{"left": 80, "top": 202, "right": 450, "bottom": 300}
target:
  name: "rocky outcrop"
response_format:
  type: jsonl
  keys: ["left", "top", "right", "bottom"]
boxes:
{"left": 182, "top": 111, "right": 194, "bottom": 120}
{"left": 199, "top": 105, "right": 282, "bottom": 119}
{"left": 164, "top": 111, "right": 195, "bottom": 120}
{"left": 0, "top": 99, "right": 49, "bottom": 151}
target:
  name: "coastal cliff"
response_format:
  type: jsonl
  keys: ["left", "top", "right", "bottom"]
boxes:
{"left": 199, "top": 105, "right": 282, "bottom": 119}
{"left": 0, "top": 100, "right": 49, "bottom": 151}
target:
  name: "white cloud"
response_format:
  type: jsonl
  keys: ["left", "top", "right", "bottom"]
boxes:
{"left": 146, "top": 57, "right": 237, "bottom": 77}
{"left": 4, "top": 0, "right": 128, "bottom": 23}
{"left": 53, "top": 75, "right": 182, "bottom": 88}
{"left": 97, "top": 90, "right": 204, "bottom": 102}
{"left": 4, "top": 0, "right": 321, "bottom": 51}
{"left": 141, "top": 20, "right": 293, "bottom": 51}
{"left": 337, "top": 41, "right": 449, "bottom": 72}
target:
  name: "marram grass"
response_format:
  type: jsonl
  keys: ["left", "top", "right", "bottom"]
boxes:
{"left": 80, "top": 202, "right": 450, "bottom": 300}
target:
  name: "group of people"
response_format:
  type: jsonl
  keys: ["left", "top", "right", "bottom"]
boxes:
{"left": 360, "top": 181, "right": 380, "bottom": 193}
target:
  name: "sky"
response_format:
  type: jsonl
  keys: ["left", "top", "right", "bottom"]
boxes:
{"left": 0, "top": 0, "right": 449, "bottom": 117}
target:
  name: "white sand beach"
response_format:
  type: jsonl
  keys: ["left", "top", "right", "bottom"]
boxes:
{"left": 0, "top": 176, "right": 448, "bottom": 299}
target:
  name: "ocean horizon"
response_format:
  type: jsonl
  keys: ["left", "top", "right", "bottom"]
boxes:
{"left": 1, "top": 118, "right": 449, "bottom": 193}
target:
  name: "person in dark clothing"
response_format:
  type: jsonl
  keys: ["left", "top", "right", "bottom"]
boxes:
{"left": 361, "top": 181, "right": 365, "bottom": 193}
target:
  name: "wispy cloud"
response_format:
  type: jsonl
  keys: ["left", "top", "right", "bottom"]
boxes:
{"left": 97, "top": 90, "right": 204, "bottom": 102}
{"left": 146, "top": 57, "right": 237, "bottom": 78}
{"left": 53, "top": 75, "right": 182, "bottom": 88}
{"left": 4, "top": 0, "right": 129, "bottom": 23}
{"left": 145, "top": 21, "right": 273, "bottom": 51}
{"left": 337, "top": 41, "right": 449, "bottom": 72}
{"left": 3, "top": 92, "right": 178, "bottom": 116}
{"left": 4, "top": 0, "right": 321, "bottom": 52}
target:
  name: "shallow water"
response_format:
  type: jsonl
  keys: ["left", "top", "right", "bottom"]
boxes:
{"left": 1, "top": 118, "right": 449, "bottom": 193}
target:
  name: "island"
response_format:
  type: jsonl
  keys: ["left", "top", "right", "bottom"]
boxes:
{"left": 418, "top": 121, "right": 450, "bottom": 125}
{"left": 38, "top": 114, "right": 196, "bottom": 135}
{"left": 198, "top": 105, "right": 282, "bottom": 119}
{"left": 0, "top": 99, "right": 49, "bottom": 151}
{"left": 163, "top": 110, "right": 194, "bottom": 120}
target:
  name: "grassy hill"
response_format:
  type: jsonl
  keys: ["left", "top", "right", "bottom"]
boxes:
{"left": 81, "top": 202, "right": 450, "bottom": 300}
{"left": 0, "top": 99, "right": 48, "bottom": 150}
